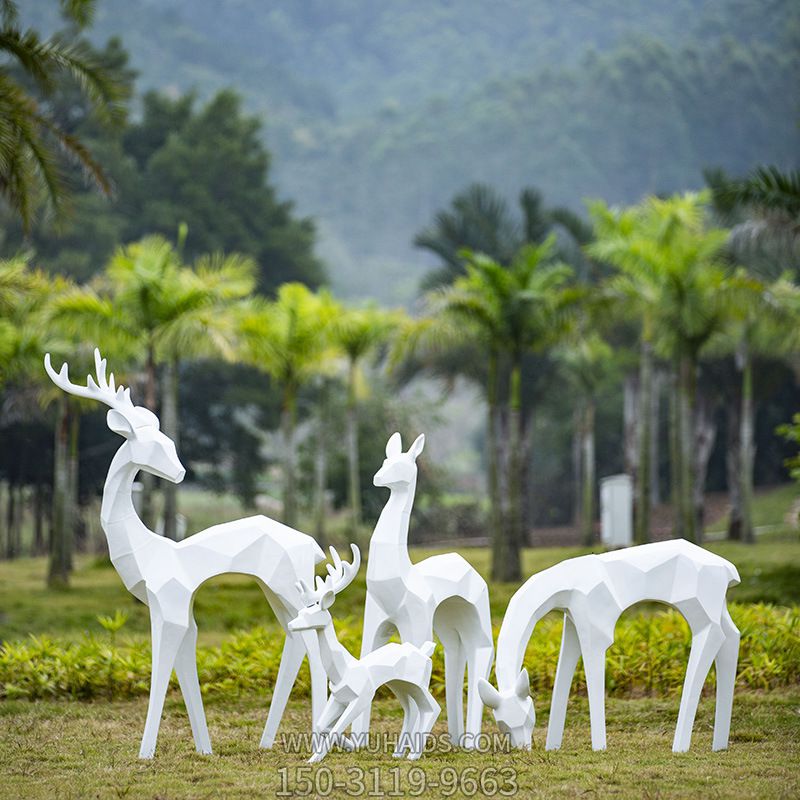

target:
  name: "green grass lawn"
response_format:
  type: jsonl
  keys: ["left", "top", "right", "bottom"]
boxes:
{"left": 1, "top": 692, "right": 798, "bottom": 799}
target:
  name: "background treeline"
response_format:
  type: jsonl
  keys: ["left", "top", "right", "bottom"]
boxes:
{"left": 25, "top": 0, "right": 800, "bottom": 301}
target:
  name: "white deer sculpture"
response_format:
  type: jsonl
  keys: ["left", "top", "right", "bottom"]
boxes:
{"left": 288, "top": 543, "right": 440, "bottom": 763}
{"left": 352, "top": 432, "right": 494, "bottom": 748}
{"left": 45, "top": 349, "right": 328, "bottom": 759}
{"left": 478, "top": 539, "right": 740, "bottom": 753}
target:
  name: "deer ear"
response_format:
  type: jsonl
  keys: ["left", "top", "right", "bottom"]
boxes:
{"left": 409, "top": 433, "right": 425, "bottom": 460}
{"left": 385, "top": 432, "right": 402, "bottom": 458}
{"left": 478, "top": 678, "right": 502, "bottom": 710}
{"left": 515, "top": 669, "right": 530, "bottom": 699}
{"left": 319, "top": 590, "right": 336, "bottom": 610}
{"left": 107, "top": 409, "right": 134, "bottom": 439}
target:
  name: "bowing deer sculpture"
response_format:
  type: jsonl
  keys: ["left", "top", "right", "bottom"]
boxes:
{"left": 45, "top": 349, "right": 328, "bottom": 758}
{"left": 288, "top": 544, "right": 440, "bottom": 763}
{"left": 478, "top": 539, "right": 740, "bottom": 753}
{"left": 352, "top": 432, "right": 494, "bottom": 748}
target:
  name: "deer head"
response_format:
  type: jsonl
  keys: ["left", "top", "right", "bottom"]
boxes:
{"left": 477, "top": 670, "right": 535, "bottom": 748}
{"left": 44, "top": 348, "right": 185, "bottom": 483}
{"left": 373, "top": 432, "right": 425, "bottom": 488}
{"left": 288, "top": 544, "right": 361, "bottom": 631}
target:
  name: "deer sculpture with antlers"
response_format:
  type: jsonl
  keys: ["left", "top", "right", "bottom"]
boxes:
{"left": 352, "top": 433, "right": 494, "bottom": 748}
{"left": 288, "top": 544, "right": 440, "bottom": 763}
{"left": 45, "top": 349, "right": 329, "bottom": 758}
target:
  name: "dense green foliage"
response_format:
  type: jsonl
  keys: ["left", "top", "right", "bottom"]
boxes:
{"left": 25, "top": 0, "right": 797, "bottom": 299}
{"left": 1, "top": 602, "right": 797, "bottom": 701}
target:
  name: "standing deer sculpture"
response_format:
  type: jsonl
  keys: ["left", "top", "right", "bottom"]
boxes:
{"left": 352, "top": 432, "right": 494, "bottom": 748}
{"left": 288, "top": 544, "right": 440, "bottom": 763}
{"left": 478, "top": 539, "right": 740, "bottom": 752}
{"left": 45, "top": 349, "right": 328, "bottom": 758}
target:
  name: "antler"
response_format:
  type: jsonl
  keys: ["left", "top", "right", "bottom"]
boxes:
{"left": 296, "top": 544, "right": 361, "bottom": 606}
{"left": 44, "top": 348, "right": 134, "bottom": 412}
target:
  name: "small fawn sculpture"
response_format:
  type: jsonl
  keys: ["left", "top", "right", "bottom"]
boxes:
{"left": 288, "top": 544, "right": 440, "bottom": 763}
{"left": 45, "top": 349, "right": 328, "bottom": 758}
{"left": 352, "top": 432, "right": 494, "bottom": 748}
{"left": 478, "top": 539, "right": 740, "bottom": 752}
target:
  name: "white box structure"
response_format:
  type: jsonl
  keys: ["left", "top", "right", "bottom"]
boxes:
{"left": 600, "top": 474, "right": 633, "bottom": 548}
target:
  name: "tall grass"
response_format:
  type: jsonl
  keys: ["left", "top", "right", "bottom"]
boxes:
{"left": 2, "top": 603, "right": 797, "bottom": 702}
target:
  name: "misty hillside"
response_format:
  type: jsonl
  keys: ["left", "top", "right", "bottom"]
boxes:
{"left": 28, "top": 0, "right": 800, "bottom": 300}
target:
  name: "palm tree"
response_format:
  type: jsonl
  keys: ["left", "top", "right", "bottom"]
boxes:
{"left": 590, "top": 193, "right": 737, "bottom": 543}
{"left": 556, "top": 329, "right": 614, "bottom": 546}
{"left": 431, "top": 239, "right": 576, "bottom": 580}
{"left": 0, "top": 0, "right": 127, "bottom": 228}
{"left": 239, "top": 283, "right": 337, "bottom": 528}
{"left": 52, "top": 235, "right": 256, "bottom": 537}
{"left": 330, "top": 304, "right": 402, "bottom": 533}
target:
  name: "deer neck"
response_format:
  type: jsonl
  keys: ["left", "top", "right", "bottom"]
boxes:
{"left": 367, "top": 477, "right": 416, "bottom": 577}
{"left": 316, "top": 616, "right": 357, "bottom": 686}
{"left": 100, "top": 442, "right": 157, "bottom": 559}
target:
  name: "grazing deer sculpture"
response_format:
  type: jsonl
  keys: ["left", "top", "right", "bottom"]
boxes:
{"left": 352, "top": 432, "right": 494, "bottom": 748}
{"left": 45, "top": 349, "right": 328, "bottom": 758}
{"left": 478, "top": 539, "right": 740, "bottom": 752}
{"left": 288, "top": 544, "right": 440, "bottom": 763}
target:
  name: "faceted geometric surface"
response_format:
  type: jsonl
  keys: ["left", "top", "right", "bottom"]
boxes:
{"left": 288, "top": 545, "right": 440, "bottom": 763}
{"left": 479, "top": 539, "right": 740, "bottom": 752}
{"left": 46, "top": 349, "right": 328, "bottom": 758}
{"left": 354, "top": 432, "right": 494, "bottom": 749}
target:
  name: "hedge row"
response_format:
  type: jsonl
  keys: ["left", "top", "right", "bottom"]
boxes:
{"left": 1, "top": 603, "right": 798, "bottom": 701}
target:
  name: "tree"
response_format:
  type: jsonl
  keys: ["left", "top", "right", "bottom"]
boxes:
{"left": 590, "top": 192, "right": 737, "bottom": 543}
{"left": 239, "top": 284, "right": 337, "bottom": 527}
{"left": 52, "top": 233, "right": 256, "bottom": 538}
{"left": 330, "top": 304, "right": 402, "bottom": 532}
{"left": 0, "top": 0, "right": 127, "bottom": 229}
{"left": 430, "top": 239, "right": 576, "bottom": 580}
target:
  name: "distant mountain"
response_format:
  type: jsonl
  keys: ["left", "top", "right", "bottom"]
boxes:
{"left": 26, "top": 0, "right": 800, "bottom": 300}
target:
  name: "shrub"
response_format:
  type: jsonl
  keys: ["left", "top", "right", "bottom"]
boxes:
{"left": 1, "top": 604, "right": 797, "bottom": 702}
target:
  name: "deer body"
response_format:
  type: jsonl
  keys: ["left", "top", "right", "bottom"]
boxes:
{"left": 46, "top": 350, "right": 328, "bottom": 759}
{"left": 479, "top": 539, "right": 740, "bottom": 753}
{"left": 288, "top": 545, "right": 440, "bottom": 763}
{"left": 353, "top": 433, "right": 494, "bottom": 748}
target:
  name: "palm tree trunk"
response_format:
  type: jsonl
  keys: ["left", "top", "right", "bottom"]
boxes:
{"left": 5, "top": 483, "right": 15, "bottom": 559}
{"left": 140, "top": 343, "right": 158, "bottom": 529}
{"left": 581, "top": 397, "right": 596, "bottom": 546}
{"left": 649, "top": 370, "right": 662, "bottom": 507}
{"left": 34, "top": 482, "right": 45, "bottom": 555}
{"left": 623, "top": 372, "right": 639, "bottom": 477}
{"left": 739, "top": 343, "right": 755, "bottom": 544}
{"left": 635, "top": 338, "right": 653, "bottom": 544}
{"left": 49, "top": 396, "right": 73, "bottom": 587}
{"left": 68, "top": 407, "right": 81, "bottom": 564}
{"left": 314, "top": 382, "right": 328, "bottom": 548}
{"left": 572, "top": 408, "right": 582, "bottom": 531}
{"left": 501, "top": 354, "right": 523, "bottom": 582}
{"left": 281, "top": 385, "right": 298, "bottom": 528}
{"left": 726, "top": 378, "right": 743, "bottom": 540}
{"left": 670, "top": 363, "right": 682, "bottom": 538}
{"left": 162, "top": 358, "right": 179, "bottom": 541}
{"left": 488, "top": 350, "right": 507, "bottom": 581}
{"left": 678, "top": 354, "right": 698, "bottom": 542}
{"left": 693, "top": 392, "right": 717, "bottom": 541}
{"left": 346, "top": 358, "right": 361, "bottom": 534}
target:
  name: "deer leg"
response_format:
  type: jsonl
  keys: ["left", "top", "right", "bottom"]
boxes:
{"left": 438, "top": 626, "right": 466, "bottom": 746}
{"left": 581, "top": 641, "right": 608, "bottom": 751}
{"left": 173, "top": 616, "right": 212, "bottom": 754}
{"left": 260, "top": 631, "right": 306, "bottom": 749}
{"left": 673, "top": 624, "right": 726, "bottom": 752}
{"left": 392, "top": 690, "right": 418, "bottom": 757}
{"left": 139, "top": 610, "right": 187, "bottom": 759}
{"left": 309, "top": 699, "right": 364, "bottom": 764}
{"left": 350, "top": 601, "right": 392, "bottom": 744}
{"left": 308, "top": 697, "right": 346, "bottom": 763}
{"left": 465, "top": 642, "right": 494, "bottom": 747}
{"left": 713, "top": 610, "right": 740, "bottom": 751}
{"left": 407, "top": 685, "right": 440, "bottom": 760}
{"left": 546, "top": 614, "right": 581, "bottom": 751}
